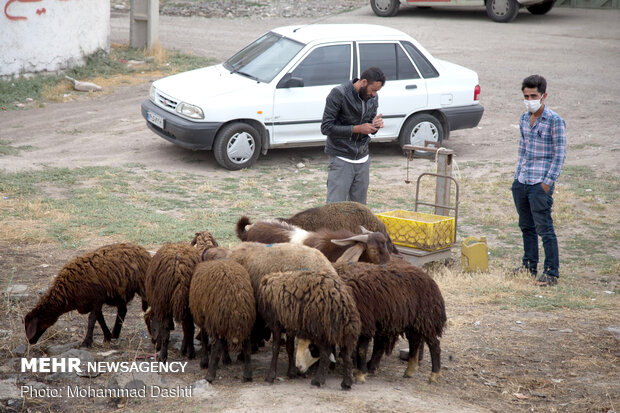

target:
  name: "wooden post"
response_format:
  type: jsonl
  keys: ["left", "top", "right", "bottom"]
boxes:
{"left": 434, "top": 150, "right": 453, "bottom": 216}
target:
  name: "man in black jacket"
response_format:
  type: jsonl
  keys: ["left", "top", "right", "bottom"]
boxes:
{"left": 321, "top": 67, "right": 385, "bottom": 204}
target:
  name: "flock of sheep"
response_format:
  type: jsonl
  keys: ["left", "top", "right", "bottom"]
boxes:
{"left": 24, "top": 201, "right": 446, "bottom": 390}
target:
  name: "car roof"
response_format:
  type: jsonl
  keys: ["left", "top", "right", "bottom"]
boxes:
{"left": 272, "top": 24, "right": 411, "bottom": 44}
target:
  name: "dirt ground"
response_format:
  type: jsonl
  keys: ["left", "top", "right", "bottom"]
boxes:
{"left": 1, "top": 5, "right": 619, "bottom": 413}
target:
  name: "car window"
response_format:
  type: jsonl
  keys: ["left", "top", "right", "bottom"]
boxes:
{"left": 401, "top": 42, "right": 439, "bottom": 79}
{"left": 224, "top": 32, "right": 304, "bottom": 83}
{"left": 358, "top": 43, "right": 420, "bottom": 81}
{"left": 290, "top": 44, "right": 352, "bottom": 87}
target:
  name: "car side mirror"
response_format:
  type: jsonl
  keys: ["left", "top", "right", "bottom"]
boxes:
{"left": 277, "top": 73, "right": 304, "bottom": 89}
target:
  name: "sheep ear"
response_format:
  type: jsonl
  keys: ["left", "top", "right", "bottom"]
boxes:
{"left": 331, "top": 234, "right": 369, "bottom": 246}
{"left": 25, "top": 317, "right": 38, "bottom": 342}
{"left": 360, "top": 226, "right": 372, "bottom": 234}
{"left": 336, "top": 244, "right": 365, "bottom": 263}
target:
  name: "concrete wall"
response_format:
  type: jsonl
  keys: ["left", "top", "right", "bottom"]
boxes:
{"left": 0, "top": 0, "right": 110, "bottom": 77}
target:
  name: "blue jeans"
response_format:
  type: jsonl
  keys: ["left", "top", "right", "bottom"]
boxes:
{"left": 511, "top": 180, "right": 559, "bottom": 278}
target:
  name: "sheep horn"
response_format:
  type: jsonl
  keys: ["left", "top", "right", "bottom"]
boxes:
{"left": 331, "top": 234, "right": 369, "bottom": 246}
{"left": 336, "top": 244, "right": 365, "bottom": 263}
{"left": 360, "top": 226, "right": 372, "bottom": 234}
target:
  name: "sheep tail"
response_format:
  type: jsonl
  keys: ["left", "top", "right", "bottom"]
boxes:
{"left": 236, "top": 216, "right": 252, "bottom": 241}
{"left": 172, "top": 281, "right": 190, "bottom": 322}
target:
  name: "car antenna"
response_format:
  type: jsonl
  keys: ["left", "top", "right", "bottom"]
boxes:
{"left": 293, "top": 15, "right": 331, "bottom": 32}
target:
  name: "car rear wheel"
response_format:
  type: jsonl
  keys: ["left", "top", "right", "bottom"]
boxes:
{"left": 486, "top": 0, "right": 519, "bottom": 22}
{"left": 527, "top": 0, "right": 554, "bottom": 14}
{"left": 370, "top": 0, "right": 400, "bottom": 17}
{"left": 213, "top": 122, "right": 261, "bottom": 170}
{"left": 399, "top": 113, "right": 444, "bottom": 153}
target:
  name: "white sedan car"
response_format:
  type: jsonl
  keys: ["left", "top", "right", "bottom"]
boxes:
{"left": 142, "top": 24, "right": 483, "bottom": 170}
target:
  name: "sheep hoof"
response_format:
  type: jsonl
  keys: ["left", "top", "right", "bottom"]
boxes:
{"left": 429, "top": 372, "right": 441, "bottom": 384}
{"left": 80, "top": 340, "right": 93, "bottom": 348}
{"left": 243, "top": 376, "right": 252, "bottom": 383}
{"left": 311, "top": 379, "right": 322, "bottom": 387}
{"left": 341, "top": 380, "right": 352, "bottom": 390}
{"left": 354, "top": 371, "right": 367, "bottom": 384}
{"left": 206, "top": 377, "right": 214, "bottom": 384}
{"left": 265, "top": 375, "right": 275, "bottom": 384}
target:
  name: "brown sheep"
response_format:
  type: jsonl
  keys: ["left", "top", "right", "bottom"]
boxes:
{"left": 236, "top": 217, "right": 391, "bottom": 265}
{"left": 282, "top": 201, "right": 399, "bottom": 254}
{"left": 145, "top": 242, "right": 201, "bottom": 362}
{"left": 334, "top": 259, "right": 447, "bottom": 383}
{"left": 190, "top": 259, "right": 256, "bottom": 383}
{"left": 258, "top": 269, "right": 361, "bottom": 390}
{"left": 24, "top": 243, "right": 151, "bottom": 348}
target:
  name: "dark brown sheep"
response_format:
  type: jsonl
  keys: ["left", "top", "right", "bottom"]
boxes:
{"left": 145, "top": 242, "right": 202, "bottom": 362}
{"left": 258, "top": 269, "right": 361, "bottom": 390}
{"left": 190, "top": 259, "right": 256, "bottom": 383}
{"left": 236, "top": 216, "right": 391, "bottom": 265}
{"left": 334, "top": 259, "right": 447, "bottom": 383}
{"left": 282, "top": 201, "right": 399, "bottom": 254}
{"left": 24, "top": 243, "right": 151, "bottom": 348}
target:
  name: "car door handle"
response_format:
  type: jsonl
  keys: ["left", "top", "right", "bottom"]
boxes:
{"left": 406, "top": 85, "right": 418, "bottom": 90}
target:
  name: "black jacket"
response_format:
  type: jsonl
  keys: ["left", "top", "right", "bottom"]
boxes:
{"left": 321, "top": 80, "right": 379, "bottom": 160}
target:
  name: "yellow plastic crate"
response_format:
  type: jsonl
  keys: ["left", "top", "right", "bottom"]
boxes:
{"left": 376, "top": 210, "right": 455, "bottom": 251}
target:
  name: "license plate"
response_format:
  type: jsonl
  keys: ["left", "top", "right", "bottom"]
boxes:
{"left": 147, "top": 111, "right": 164, "bottom": 128}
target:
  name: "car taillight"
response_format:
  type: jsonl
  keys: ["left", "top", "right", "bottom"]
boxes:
{"left": 474, "top": 84, "right": 481, "bottom": 101}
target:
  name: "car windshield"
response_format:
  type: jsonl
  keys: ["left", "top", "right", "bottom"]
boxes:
{"left": 224, "top": 32, "right": 304, "bottom": 83}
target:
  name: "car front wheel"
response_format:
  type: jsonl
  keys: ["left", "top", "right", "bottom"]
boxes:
{"left": 399, "top": 113, "right": 444, "bottom": 153}
{"left": 213, "top": 122, "right": 261, "bottom": 170}
{"left": 526, "top": 0, "right": 554, "bottom": 14}
{"left": 370, "top": 0, "right": 400, "bottom": 17}
{"left": 486, "top": 0, "right": 519, "bottom": 22}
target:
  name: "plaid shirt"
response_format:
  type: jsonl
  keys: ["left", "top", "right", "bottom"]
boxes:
{"left": 515, "top": 105, "right": 566, "bottom": 186}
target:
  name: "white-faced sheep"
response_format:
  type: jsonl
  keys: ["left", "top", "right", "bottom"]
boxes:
{"left": 145, "top": 230, "right": 219, "bottom": 362}
{"left": 189, "top": 259, "right": 256, "bottom": 383}
{"left": 236, "top": 216, "right": 391, "bottom": 265}
{"left": 258, "top": 269, "right": 361, "bottom": 390}
{"left": 281, "top": 201, "right": 399, "bottom": 254}
{"left": 334, "top": 259, "right": 447, "bottom": 383}
{"left": 24, "top": 243, "right": 151, "bottom": 348}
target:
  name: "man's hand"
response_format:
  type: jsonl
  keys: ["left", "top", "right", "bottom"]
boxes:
{"left": 372, "top": 113, "right": 384, "bottom": 129}
{"left": 541, "top": 182, "right": 550, "bottom": 193}
{"left": 353, "top": 123, "right": 378, "bottom": 135}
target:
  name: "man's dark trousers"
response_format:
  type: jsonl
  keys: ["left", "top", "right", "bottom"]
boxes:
{"left": 511, "top": 180, "right": 559, "bottom": 278}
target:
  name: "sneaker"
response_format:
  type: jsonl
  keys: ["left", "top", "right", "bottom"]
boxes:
{"left": 511, "top": 266, "right": 537, "bottom": 277}
{"left": 535, "top": 273, "right": 558, "bottom": 287}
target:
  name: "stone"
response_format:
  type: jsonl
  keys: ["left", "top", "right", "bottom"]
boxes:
{"left": 6, "top": 285, "right": 27, "bottom": 294}
{"left": 45, "top": 341, "right": 80, "bottom": 355}
{"left": 12, "top": 344, "right": 27, "bottom": 357}
{"left": 0, "top": 378, "right": 19, "bottom": 400}
{"left": 192, "top": 379, "right": 215, "bottom": 399}
{"left": 606, "top": 326, "right": 620, "bottom": 341}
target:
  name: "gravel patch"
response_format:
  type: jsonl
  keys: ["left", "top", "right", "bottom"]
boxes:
{"left": 111, "top": 0, "right": 367, "bottom": 19}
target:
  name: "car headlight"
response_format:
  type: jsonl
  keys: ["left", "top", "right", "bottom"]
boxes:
{"left": 176, "top": 102, "right": 204, "bottom": 119}
{"left": 149, "top": 84, "right": 156, "bottom": 102}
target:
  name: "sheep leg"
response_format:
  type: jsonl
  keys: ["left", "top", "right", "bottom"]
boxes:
{"left": 340, "top": 344, "right": 354, "bottom": 390}
{"left": 181, "top": 314, "right": 196, "bottom": 359}
{"left": 206, "top": 337, "right": 223, "bottom": 383}
{"left": 81, "top": 310, "right": 98, "bottom": 348}
{"left": 241, "top": 338, "right": 252, "bottom": 382}
{"left": 222, "top": 341, "right": 232, "bottom": 366}
{"left": 111, "top": 304, "right": 127, "bottom": 339}
{"left": 356, "top": 337, "right": 370, "bottom": 372}
{"left": 199, "top": 330, "right": 210, "bottom": 369}
{"left": 367, "top": 335, "right": 387, "bottom": 373}
{"left": 285, "top": 332, "right": 297, "bottom": 379}
{"left": 96, "top": 308, "right": 113, "bottom": 342}
{"left": 426, "top": 336, "right": 442, "bottom": 383}
{"left": 310, "top": 346, "right": 331, "bottom": 387}
{"left": 404, "top": 329, "right": 423, "bottom": 378}
{"left": 157, "top": 316, "right": 173, "bottom": 362}
{"left": 265, "top": 326, "right": 282, "bottom": 383}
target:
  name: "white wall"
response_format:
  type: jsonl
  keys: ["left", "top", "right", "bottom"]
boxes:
{"left": 0, "top": 0, "right": 110, "bottom": 77}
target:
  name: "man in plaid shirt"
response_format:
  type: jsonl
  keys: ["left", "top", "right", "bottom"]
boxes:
{"left": 511, "top": 75, "right": 566, "bottom": 286}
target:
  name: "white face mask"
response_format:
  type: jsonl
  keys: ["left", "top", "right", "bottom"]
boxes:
{"left": 524, "top": 99, "right": 542, "bottom": 113}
